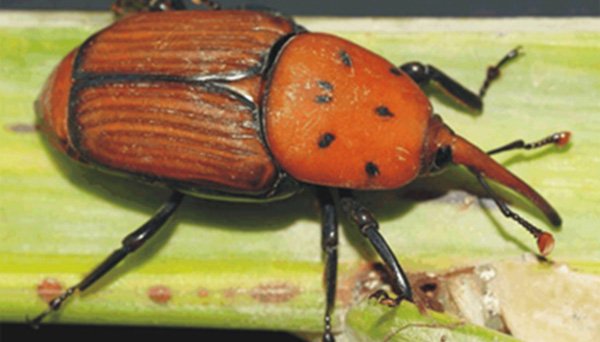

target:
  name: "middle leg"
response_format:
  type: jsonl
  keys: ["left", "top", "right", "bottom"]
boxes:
{"left": 317, "top": 187, "right": 338, "bottom": 342}
{"left": 339, "top": 190, "right": 413, "bottom": 304}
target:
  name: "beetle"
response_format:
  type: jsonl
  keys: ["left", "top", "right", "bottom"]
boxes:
{"left": 32, "top": 1, "right": 570, "bottom": 341}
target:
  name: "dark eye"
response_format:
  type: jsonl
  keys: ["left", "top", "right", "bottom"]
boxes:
{"left": 431, "top": 146, "right": 452, "bottom": 173}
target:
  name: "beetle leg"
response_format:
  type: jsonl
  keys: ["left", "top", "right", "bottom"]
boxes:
{"left": 487, "top": 131, "right": 571, "bottom": 155}
{"left": 478, "top": 46, "right": 522, "bottom": 98}
{"left": 28, "top": 191, "right": 184, "bottom": 328}
{"left": 316, "top": 187, "right": 338, "bottom": 342}
{"left": 338, "top": 190, "right": 413, "bottom": 305}
{"left": 400, "top": 47, "right": 522, "bottom": 111}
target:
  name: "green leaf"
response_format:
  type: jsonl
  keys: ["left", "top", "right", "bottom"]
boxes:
{"left": 346, "top": 300, "right": 519, "bottom": 342}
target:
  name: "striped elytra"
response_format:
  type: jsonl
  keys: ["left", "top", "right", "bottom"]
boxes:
{"left": 78, "top": 10, "right": 295, "bottom": 78}
{"left": 38, "top": 10, "right": 299, "bottom": 199}
{"left": 72, "top": 81, "right": 276, "bottom": 192}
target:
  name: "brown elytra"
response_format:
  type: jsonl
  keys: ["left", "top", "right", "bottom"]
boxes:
{"left": 37, "top": 10, "right": 297, "bottom": 198}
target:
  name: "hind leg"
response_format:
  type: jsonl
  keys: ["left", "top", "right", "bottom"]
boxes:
{"left": 29, "top": 192, "right": 184, "bottom": 327}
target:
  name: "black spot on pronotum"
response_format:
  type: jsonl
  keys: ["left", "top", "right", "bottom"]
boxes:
{"left": 339, "top": 50, "right": 352, "bottom": 67}
{"left": 315, "top": 95, "right": 332, "bottom": 103}
{"left": 317, "top": 80, "right": 333, "bottom": 91}
{"left": 365, "top": 162, "right": 380, "bottom": 177}
{"left": 389, "top": 67, "right": 402, "bottom": 76}
{"left": 375, "top": 106, "right": 394, "bottom": 117}
{"left": 318, "top": 133, "right": 335, "bottom": 148}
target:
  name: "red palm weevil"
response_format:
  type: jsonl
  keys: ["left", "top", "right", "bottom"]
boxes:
{"left": 33, "top": 2, "right": 570, "bottom": 341}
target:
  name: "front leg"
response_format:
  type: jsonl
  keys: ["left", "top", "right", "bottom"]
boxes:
{"left": 486, "top": 131, "right": 570, "bottom": 156}
{"left": 339, "top": 190, "right": 413, "bottom": 304}
{"left": 400, "top": 47, "right": 522, "bottom": 111}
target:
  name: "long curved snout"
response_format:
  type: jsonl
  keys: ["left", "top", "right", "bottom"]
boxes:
{"left": 423, "top": 116, "right": 561, "bottom": 227}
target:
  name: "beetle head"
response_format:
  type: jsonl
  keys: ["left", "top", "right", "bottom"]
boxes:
{"left": 421, "top": 114, "right": 562, "bottom": 228}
